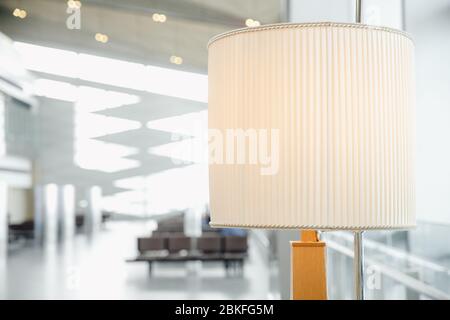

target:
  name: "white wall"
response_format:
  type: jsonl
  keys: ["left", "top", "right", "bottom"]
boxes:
{"left": 289, "top": 0, "right": 352, "bottom": 22}
{"left": 289, "top": 0, "right": 402, "bottom": 27}
{"left": 7, "top": 188, "right": 32, "bottom": 224}
{"left": 362, "top": 0, "right": 403, "bottom": 28}
{"left": 405, "top": 0, "right": 450, "bottom": 225}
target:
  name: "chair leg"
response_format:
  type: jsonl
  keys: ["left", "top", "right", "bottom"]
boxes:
{"left": 148, "top": 262, "right": 153, "bottom": 276}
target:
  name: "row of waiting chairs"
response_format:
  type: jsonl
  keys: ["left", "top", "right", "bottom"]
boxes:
{"left": 138, "top": 233, "right": 248, "bottom": 254}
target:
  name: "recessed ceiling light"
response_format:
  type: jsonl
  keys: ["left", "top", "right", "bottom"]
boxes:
{"left": 170, "top": 55, "right": 183, "bottom": 65}
{"left": 67, "top": 0, "right": 82, "bottom": 9}
{"left": 152, "top": 13, "right": 167, "bottom": 23}
{"left": 245, "top": 18, "right": 260, "bottom": 27}
{"left": 95, "top": 33, "right": 109, "bottom": 43}
{"left": 13, "top": 8, "right": 27, "bottom": 19}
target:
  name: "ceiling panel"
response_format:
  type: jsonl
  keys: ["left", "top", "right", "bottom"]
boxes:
{"left": 0, "top": 0, "right": 283, "bottom": 212}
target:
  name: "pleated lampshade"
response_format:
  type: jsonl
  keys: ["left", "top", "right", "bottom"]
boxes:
{"left": 208, "top": 22, "right": 415, "bottom": 230}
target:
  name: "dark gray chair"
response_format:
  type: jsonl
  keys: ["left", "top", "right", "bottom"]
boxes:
{"left": 167, "top": 235, "right": 191, "bottom": 253}
{"left": 223, "top": 236, "right": 248, "bottom": 253}
{"left": 138, "top": 237, "right": 166, "bottom": 253}
{"left": 197, "top": 235, "right": 222, "bottom": 253}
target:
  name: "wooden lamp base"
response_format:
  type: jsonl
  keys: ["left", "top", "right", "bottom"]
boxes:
{"left": 291, "top": 230, "right": 327, "bottom": 300}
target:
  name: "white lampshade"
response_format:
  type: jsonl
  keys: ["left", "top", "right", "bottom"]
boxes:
{"left": 208, "top": 22, "right": 415, "bottom": 230}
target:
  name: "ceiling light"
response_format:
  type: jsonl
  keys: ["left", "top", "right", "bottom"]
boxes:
{"left": 14, "top": 42, "right": 207, "bottom": 102}
{"left": 245, "top": 18, "right": 260, "bottom": 27}
{"left": 13, "top": 8, "right": 27, "bottom": 19}
{"left": 19, "top": 10, "right": 27, "bottom": 19}
{"left": 95, "top": 33, "right": 108, "bottom": 43}
{"left": 67, "top": 0, "right": 82, "bottom": 9}
{"left": 146, "top": 110, "right": 207, "bottom": 137}
{"left": 149, "top": 138, "right": 207, "bottom": 164}
{"left": 152, "top": 13, "right": 167, "bottom": 23}
{"left": 170, "top": 55, "right": 183, "bottom": 65}
{"left": 34, "top": 78, "right": 140, "bottom": 112}
{"left": 74, "top": 148, "right": 140, "bottom": 172}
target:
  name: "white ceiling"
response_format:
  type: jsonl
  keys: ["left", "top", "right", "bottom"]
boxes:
{"left": 0, "top": 0, "right": 284, "bottom": 72}
{"left": 0, "top": 0, "right": 284, "bottom": 213}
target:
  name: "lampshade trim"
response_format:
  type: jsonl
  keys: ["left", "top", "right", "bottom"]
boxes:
{"left": 210, "top": 223, "right": 416, "bottom": 231}
{"left": 207, "top": 22, "right": 413, "bottom": 48}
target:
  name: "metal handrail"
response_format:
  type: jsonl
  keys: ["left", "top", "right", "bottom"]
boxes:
{"left": 326, "top": 237, "right": 450, "bottom": 300}
{"left": 328, "top": 232, "right": 450, "bottom": 275}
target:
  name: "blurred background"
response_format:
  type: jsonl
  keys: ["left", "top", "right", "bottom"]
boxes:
{"left": 0, "top": 0, "right": 449, "bottom": 300}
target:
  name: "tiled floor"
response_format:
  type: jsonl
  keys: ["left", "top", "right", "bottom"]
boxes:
{"left": 0, "top": 221, "right": 276, "bottom": 299}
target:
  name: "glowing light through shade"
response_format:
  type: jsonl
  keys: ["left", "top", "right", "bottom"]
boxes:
{"left": 14, "top": 42, "right": 207, "bottom": 102}
{"left": 208, "top": 23, "right": 415, "bottom": 229}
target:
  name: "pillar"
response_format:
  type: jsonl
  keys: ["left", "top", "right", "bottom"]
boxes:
{"left": 0, "top": 181, "right": 6, "bottom": 299}
{"left": 0, "top": 181, "right": 7, "bottom": 251}
{"left": 85, "top": 186, "right": 102, "bottom": 234}
{"left": 43, "top": 184, "right": 58, "bottom": 244}
{"left": 58, "top": 184, "right": 75, "bottom": 240}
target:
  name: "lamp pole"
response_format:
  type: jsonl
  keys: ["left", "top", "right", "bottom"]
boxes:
{"left": 355, "top": 0, "right": 362, "bottom": 23}
{"left": 353, "top": 0, "right": 365, "bottom": 301}
{"left": 354, "top": 231, "right": 365, "bottom": 300}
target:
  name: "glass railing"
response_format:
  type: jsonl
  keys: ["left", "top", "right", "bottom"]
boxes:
{"left": 323, "top": 222, "right": 450, "bottom": 300}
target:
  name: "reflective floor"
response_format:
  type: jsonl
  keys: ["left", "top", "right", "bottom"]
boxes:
{"left": 1, "top": 222, "right": 275, "bottom": 299}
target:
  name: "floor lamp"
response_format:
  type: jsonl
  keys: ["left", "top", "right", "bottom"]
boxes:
{"left": 207, "top": 2, "right": 415, "bottom": 300}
